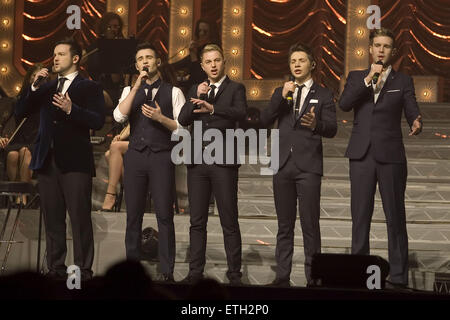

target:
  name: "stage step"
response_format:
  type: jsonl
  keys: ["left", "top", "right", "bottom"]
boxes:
{"left": 1, "top": 210, "right": 446, "bottom": 290}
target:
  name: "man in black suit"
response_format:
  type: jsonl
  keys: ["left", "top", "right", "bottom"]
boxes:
{"left": 16, "top": 38, "right": 105, "bottom": 280}
{"left": 260, "top": 43, "right": 337, "bottom": 287}
{"left": 113, "top": 42, "right": 185, "bottom": 282}
{"left": 339, "top": 28, "right": 422, "bottom": 287}
{"left": 178, "top": 44, "right": 247, "bottom": 285}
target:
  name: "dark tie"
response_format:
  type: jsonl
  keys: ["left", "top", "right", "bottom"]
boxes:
{"left": 294, "top": 84, "right": 305, "bottom": 119}
{"left": 57, "top": 77, "right": 67, "bottom": 94}
{"left": 144, "top": 78, "right": 161, "bottom": 102}
{"left": 208, "top": 84, "right": 216, "bottom": 103}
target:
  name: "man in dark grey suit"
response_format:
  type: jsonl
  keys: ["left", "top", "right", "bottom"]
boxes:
{"left": 178, "top": 44, "right": 247, "bottom": 285}
{"left": 339, "top": 28, "right": 422, "bottom": 288}
{"left": 260, "top": 43, "right": 337, "bottom": 287}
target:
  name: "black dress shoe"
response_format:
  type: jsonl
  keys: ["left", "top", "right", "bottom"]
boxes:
{"left": 268, "top": 278, "right": 291, "bottom": 287}
{"left": 161, "top": 273, "right": 175, "bottom": 283}
{"left": 45, "top": 270, "right": 67, "bottom": 281}
{"left": 229, "top": 278, "right": 243, "bottom": 286}
{"left": 385, "top": 281, "right": 408, "bottom": 290}
{"left": 180, "top": 274, "right": 204, "bottom": 284}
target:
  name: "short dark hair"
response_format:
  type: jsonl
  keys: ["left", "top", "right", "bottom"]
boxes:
{"left": 55, "top": 37, "right": 82, "bottom": 64}
{"left": 135, "top": 42, "right": 160, "bottom": 60}
{"left": 288, "top": 42, "right": 315, "bottom": 64}
{"left": 369, "top": 28, "right": 395, "bottom": 47}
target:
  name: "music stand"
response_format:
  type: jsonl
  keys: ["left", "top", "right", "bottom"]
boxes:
{"left": 97, "top": 38, "right": 137, "bottom": 74}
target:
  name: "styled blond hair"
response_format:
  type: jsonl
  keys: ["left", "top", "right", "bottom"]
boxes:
{"left": 200, "top": 44, "right": 224, "bottom": 61}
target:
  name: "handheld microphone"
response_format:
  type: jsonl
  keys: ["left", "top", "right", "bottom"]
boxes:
{"left": 141, "top": 66, "right": 149, "bottom": 85}
{"left": 286, "top": 75, "right": 295, "bottom": 107}
{"left": 372, "top": 61, "right": 384, "bottom": 85}
{"left": 199, "top": 79, "right": 210, "bottom": 100}
{"left": 32, "top": 75, "right": 47, "bottom": 88}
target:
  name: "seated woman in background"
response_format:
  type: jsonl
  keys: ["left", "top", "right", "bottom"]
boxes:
{"left": 0, "top": 65, "right": 41, "bottom": 206}
{"left": 171, "top": 18, "right": 221, "bottom": 93}
{"left": 100, "top": 123, "right": 130, "bottom": 211}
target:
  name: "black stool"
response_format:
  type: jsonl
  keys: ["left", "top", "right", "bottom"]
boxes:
{"left": 0, "top": 181, "right": 42, "bottom": 274}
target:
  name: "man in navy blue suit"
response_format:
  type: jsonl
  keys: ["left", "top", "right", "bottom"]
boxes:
{"left": 260, "top": 43, "right": 337, "bottom": 287}
{"left": 339, "top": 28, "right": 422, "bottom": 288}
{"left": 16, "top": 38, "right": 105, "bottom": 280}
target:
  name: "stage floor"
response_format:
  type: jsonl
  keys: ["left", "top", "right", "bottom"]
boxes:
{"left": 1, "top": 209, "right": 448, "bottom": 291}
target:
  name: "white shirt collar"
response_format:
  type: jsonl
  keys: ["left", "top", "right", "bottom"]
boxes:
{"left": 59, "top": 71, "right": 78, "bottom": 81}
{"left": 295, "top": 77, "right": 313, "bottom": 90}
{"left": 210, "top": 75, "right": 226, "bottom": 88}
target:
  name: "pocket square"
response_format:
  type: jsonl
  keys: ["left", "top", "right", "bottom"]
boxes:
{"left": 386, "top": 89, "right": 400, "bottom": 93}
{"left": 309, "top": 99, "right": 319, "bottom": 103}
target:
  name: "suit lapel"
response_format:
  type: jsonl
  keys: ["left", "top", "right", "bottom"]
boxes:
{"left": 376, "top": 68, "right": 396, "bottom": 104}
{"left": 213, "top": 76, "right": 230, "bottom": 102}
{"left": 293, "top": 82, "right": 318, "bottom": 126}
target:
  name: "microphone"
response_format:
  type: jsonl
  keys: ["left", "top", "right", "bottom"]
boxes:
{"left": 141, "top": 66, "right": 149, "bottom": 85}
{"left": 199, "top": 79, "right": 210, "bottom": 101}
{"left": 32, "top": 75, "right": 47, "bottom": 88}
{"left": 286, "top": 75, "right": 295, "bottom": 107}
{"left": 372, "top": 60, "right": 384, "bottom": 85}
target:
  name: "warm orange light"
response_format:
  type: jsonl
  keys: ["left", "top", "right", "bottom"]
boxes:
{"left": 1, "top": 66, "right": 8, "bottom": 73}
{"left": 250, "top": 88, "right": 259, "bottom": 96}
{"left": 356, "top": 49, "right": 364, "bottom": 57}
{"left": 15, "top": 85, "right": 21, "bottom": 92}
{"left": 180, "top": 7, "right": 188, "bottom": 15}
{"left": 357, "top": 8, "right": 365, "bottom": 15}
{"left": 422, "top": 90, "right": 431, "bottom": 98}
{"left": 356, "top": 28, "right": 365, "bottom": 37}
{"left": 116, "top": 6, "right": 124, "bottom": 15}
{"left": 232, "top": 28, "right": 240, "bottom": 36}
{"left": 231, "top": 48, "right": 238, "bottom": 55}
{"left": 232, "top": 7, "right": 240, "bottom": 15}
{"left": 230, "top": 68, "right": 238, "bottom": 76}
{"left": 2, "top": 18, "right": 10, "bottom": 26}
{"left": 178, "top": 49, "right": 185, "bottom": 56}
{"left": 180, "top": 28, "right": 187, "bottom": 36}
{"left": 1, "top": 41, "right": 8, "bottom": 49}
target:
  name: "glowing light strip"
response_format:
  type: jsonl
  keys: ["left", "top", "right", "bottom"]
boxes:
{"left": 22, "top": 21, "right": 66, "bottom": 40}
{"left": 416, "top": 18, "right": 450, "bottom": 40}
{"left": 325, "top": 0, "right": 346, "bottom": 24}
{"left": 23, "top": 1, "right": 68, "bottom": 20}
{"left": 410, "top": 30, "right": 450, "bottom": 60}
{"left": 260, "top": 47, "right": 280, "bottom": 54}
{"left": 252, "top": 23, "right": 272, "bottom": 37}
{"left": 86, "top": 0, "right": 102, "bottom": 18}
{"left": 250, "top": 69, "right": 263, "bottom": 80}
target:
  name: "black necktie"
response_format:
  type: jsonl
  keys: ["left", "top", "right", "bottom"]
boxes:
{"left": 144, "top": 78, "right": 161, "bottom": 102}
{"left": 294, "top": 84, "right": 305, "bottom": 118}
{"left": 57, "top": 77, "right": 67, "bottom": 94}
{"left": 208, "top": 84, "right": 216, "bottom": 103}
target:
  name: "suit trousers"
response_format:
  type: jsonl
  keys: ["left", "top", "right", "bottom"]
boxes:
{"left": 273, "top": 154, "right": 322, "bottom": 283}
{"left": 350, "top": 144, "right": 409, "bottom": 285}
{"left": 187, "top": 164, "right": 242, "bottom": 281}
{"left": 37, "top": 149, "right": 94, "bottom": 277}
{"left": 123, "top": 147, "right": 175, "bottom": 274}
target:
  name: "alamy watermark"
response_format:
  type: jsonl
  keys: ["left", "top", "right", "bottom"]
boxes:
{"left": 171, "top": 121, "right": 280, "bottom": 175}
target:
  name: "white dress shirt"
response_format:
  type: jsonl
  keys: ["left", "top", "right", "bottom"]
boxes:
{"left": 293, "top": 77, "right": 313, "bottom": 115}
{"left": 364, "top": 65, "right": 392, "bottom": 103}
{"left": 31, "top": 71, "right": 79, "bottom": 94}
{"left": 113, "top": 83, "right": 186, "bottom": 133}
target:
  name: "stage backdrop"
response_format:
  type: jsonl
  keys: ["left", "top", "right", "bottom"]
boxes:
{"left": 1, "top": 0, "right": 449, "bottom": 101}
